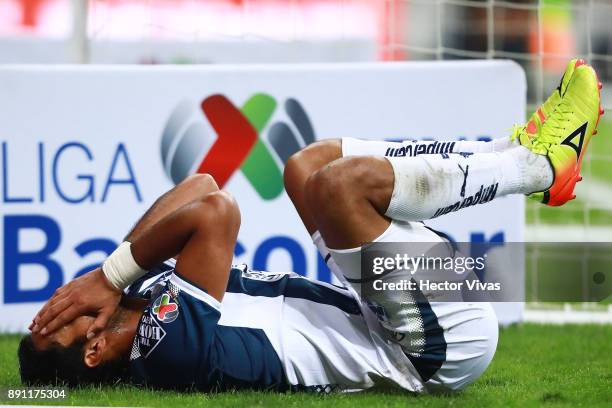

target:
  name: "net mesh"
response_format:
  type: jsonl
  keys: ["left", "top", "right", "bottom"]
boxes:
{"left": 379, "top": 0, "right": 612, "bottom": 319}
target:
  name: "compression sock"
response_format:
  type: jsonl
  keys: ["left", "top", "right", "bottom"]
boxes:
{"left": 342, "top": 136, "right": 518, "bottom": 158}
{"left": 385, "top": 146, "right": 553, "bottom": 222}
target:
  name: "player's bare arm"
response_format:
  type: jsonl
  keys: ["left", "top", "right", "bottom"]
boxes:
{"left": 32, "top": 174, "right": 226, "bottom": 337}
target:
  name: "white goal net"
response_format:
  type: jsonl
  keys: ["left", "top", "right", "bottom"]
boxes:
{"left": 382, "top": 0, "right": 612, "bottom": 323}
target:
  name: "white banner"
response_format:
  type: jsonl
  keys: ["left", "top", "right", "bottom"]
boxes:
{"left": 0, "top": 61, "right": 525, "bottom": 331}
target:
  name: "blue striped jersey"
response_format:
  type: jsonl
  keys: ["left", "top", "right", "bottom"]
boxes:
{"left": 127, "top": 261, "right": 421, "bottom": 392}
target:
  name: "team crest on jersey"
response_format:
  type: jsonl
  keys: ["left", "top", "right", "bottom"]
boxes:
{"left": 152, "top": 293, "right": 179, "bottom": 323}
{"left": 134, "top": 313, "right": 167, "bottom": 359}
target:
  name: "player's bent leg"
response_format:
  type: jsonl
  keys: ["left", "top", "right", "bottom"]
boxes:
{"left": 285, "top": 142, "right": 377, "bottom": 288}
{"left": 286, "top": 137, "right": 514, "bottom": 236}
{"left": 305, "top": 156, "right": 498, "bottom": 394}
{"left": 286, "top": 137, "right": 534, "bottom": 238}
{"left": 304, "top": 155, "right": 393, "bottom": 249}
{"left": 299, "top": 145, "right": 553, "bottom": 229}
{"left": 285, "top": 136, "right": 510, "bottom": 238}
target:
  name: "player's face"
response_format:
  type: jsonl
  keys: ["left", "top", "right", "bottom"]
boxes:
{"left": 30, "top": 315, "right": 94, "bottom": 350}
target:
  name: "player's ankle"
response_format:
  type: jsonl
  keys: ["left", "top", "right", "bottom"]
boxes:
{"left": 507, "top": 146, "right": 553, "bottom": 195}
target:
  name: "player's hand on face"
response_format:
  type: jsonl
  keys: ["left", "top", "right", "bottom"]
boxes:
{"left": 30, "top": 267, "right": 122, "bottom": 339}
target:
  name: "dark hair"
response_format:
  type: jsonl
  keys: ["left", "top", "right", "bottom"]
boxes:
{"left": 18, "top": 335, "right": 129, "bottom": 387}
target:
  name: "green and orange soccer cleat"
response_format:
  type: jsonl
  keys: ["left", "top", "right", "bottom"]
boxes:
{"left": 514, "top": 60, "right": 604, "bottom": 206}
{"left": 515, "top": 58, "right": 584, "bottom": 148}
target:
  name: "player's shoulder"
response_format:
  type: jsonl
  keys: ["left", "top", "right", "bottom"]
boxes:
{"left": 125, "top": 259, "right": 176, "bottom": 298}
{"left": 165, "top": 272, "right": 222, "bottom": 312}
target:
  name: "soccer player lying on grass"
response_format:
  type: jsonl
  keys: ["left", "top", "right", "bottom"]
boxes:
{"left": 20, "top": 60, "right": 602, "bottom": 393}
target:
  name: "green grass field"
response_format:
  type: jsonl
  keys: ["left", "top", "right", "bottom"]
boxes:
{"left": 1, "top": 324, "right": 610, "bottom": 407}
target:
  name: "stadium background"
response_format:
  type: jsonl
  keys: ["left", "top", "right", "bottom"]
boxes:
{"left": 0, "top": 1, "right": 610, "bottom": 406}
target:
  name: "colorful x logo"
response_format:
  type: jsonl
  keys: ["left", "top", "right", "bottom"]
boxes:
{"left": 161, "top": 93, "right": 316, "bottom": 200}
{"left": 153, "top": 293, "right": 178, "bottom": 322}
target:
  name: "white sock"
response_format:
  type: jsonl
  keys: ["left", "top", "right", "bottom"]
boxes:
{"left": 456, "top": 136, "right": 519, "bottom": 153}
{"left": 385, "top": 147, "right": 552, "bottom": 222}
{"left": 342, "top": 136, "right": 518, "bottom": 158}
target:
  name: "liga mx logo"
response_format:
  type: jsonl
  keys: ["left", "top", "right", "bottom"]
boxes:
{"left": 161, "top": 93, "right": 316, "bottom": 200}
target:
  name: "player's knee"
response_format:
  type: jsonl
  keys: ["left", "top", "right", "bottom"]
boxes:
{"left": 284, "top": 139, "right": 342, "bottom": 199}
{"left": 283, "top": 153, "right": 305, "bottom": 201}
{"left": 306, "top": 156, "right": 375, "bottom": 194}
{"left": 286, "top": 139, "right": 341, "bottom": 169}
{"left": 305, "top": 158, "right": 352, "bottom": 212}
{"left": 306, "top": 156, "right": 393, "bottom": 215}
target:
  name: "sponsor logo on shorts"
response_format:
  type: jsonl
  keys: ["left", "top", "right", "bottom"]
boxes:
{"left": 161, "top": 94, "right": 316, "bottom": 200}
{"left": 384, "top": 141, "right": 456, "bottom": 157}
{"left": 152, "top": 293, "right": 179, "bottom": 323}
{"left": 433, "top": 183, "right": 499, "bottom": 218}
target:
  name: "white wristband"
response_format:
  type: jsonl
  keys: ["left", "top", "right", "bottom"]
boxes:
{"left": 102, "top": 242, "right": 147, "bottom": 290}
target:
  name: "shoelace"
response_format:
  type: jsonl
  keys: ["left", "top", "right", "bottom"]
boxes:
{"left": 510, "top": 124, "right": 523, "bottom": 142}
{"left": 510, "top": 100, "right": 573, "bottom": 149}
{"left": 532, "top": 101, "right": 573, "bottom": 150}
